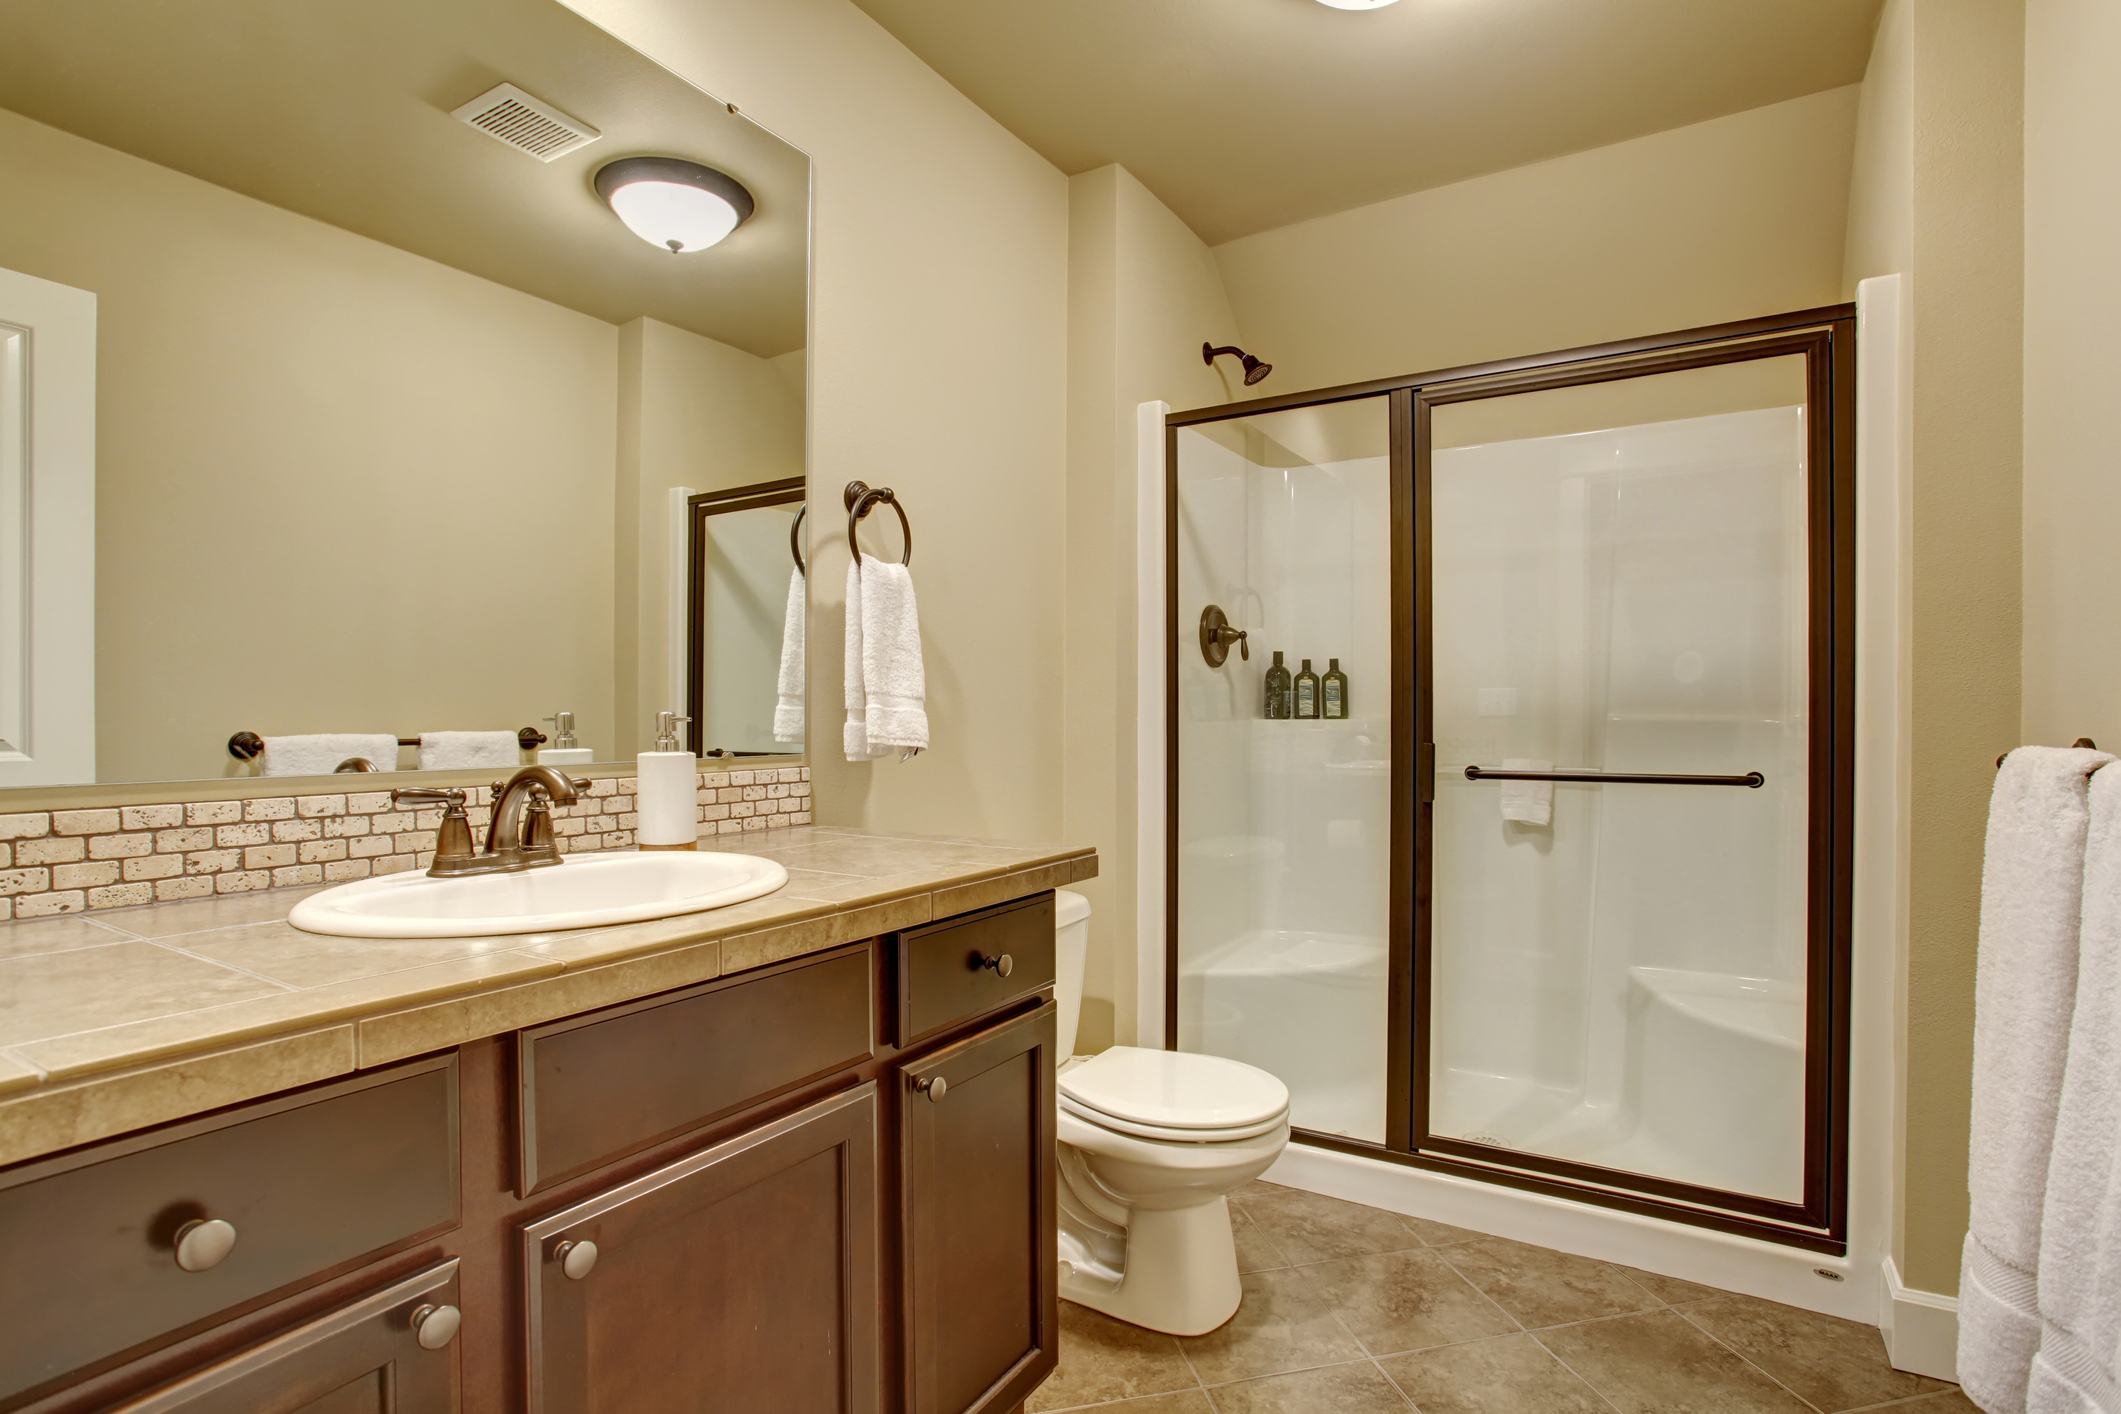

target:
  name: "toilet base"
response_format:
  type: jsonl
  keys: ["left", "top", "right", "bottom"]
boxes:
{"left": 1058, "top": 1197, "right": 1243, "bottom": 1336}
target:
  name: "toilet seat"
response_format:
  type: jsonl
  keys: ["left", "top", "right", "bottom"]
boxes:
{"left": 1060, "top": 1047, "right": 1290, "bottom": 1143}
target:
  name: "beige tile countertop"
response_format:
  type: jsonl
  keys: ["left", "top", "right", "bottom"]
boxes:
{"left": 0, "top": 827, "right": 1096, "bottom": 1167}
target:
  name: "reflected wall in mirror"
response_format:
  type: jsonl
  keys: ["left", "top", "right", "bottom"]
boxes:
{"left": 0, "top": 0, "right": 810, "bottom": 789}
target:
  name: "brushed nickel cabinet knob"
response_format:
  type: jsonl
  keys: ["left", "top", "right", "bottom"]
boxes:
{"left": 979, "top": 953, "right": 1015, "bottom": 978}
{"left": 554, "top": 1238, "right": 600, "bottom": 1281}
{"left": 410, "top": 1302, "right": 461, "bottom": 1351}
{"left": 914, "top": 1075, "right": 948, "bottom": 1103}
{"left": 173, "top": 1217, "right": 237, "bottom": 1273}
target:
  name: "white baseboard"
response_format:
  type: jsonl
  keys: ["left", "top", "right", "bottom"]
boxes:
{"left": 1880, "top": 1255, "right": 1959, "bottom": 1380}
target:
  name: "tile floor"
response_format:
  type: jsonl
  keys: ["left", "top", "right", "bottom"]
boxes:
{"left": 1031, "top": 1182, "right": 1975, "bottom": 1414}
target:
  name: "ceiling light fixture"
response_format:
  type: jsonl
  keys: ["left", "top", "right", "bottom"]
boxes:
{"left": 593, "top": 156, "right": 755, "bottom": 254}
{"left": 1313, "top": 0, "right": 1400, "bottom": 8}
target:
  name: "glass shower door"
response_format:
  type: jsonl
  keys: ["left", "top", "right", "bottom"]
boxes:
{"left": 1416, "top": 336, "right": 1840, "bottom": 1221}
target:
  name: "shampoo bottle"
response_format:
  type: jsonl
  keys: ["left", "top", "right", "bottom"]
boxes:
{"left": 1294, "top": 658, "right": 1320, "bottom": 720}
{"left": 637, "top": 710, "right": 697, "bottom": 850}
{"left": 537, "top": 710, "right": 595, "bottom": 766}
{"left": 1323, "top": 659, "right": 1349, "bottom": 720}
{"left": 1264, "top": 651, "right": 1293, "bottom": 720}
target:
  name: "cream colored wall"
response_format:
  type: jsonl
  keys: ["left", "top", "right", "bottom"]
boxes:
{"left": 1842, "top": 0, "right": 2026, "bottom": 1298}
{"left": 1213, "top": 87, "right": 1859, "bottom": 391}
{"left": 2022, "top": 0, "right": 2121, "bottom": 750}
{"left": 1065, "top": 164, "right": 1243, "bottom": 1052}
{"left": 565, "top": 0, "right": 1070, "bottom": 843}
{"left": 0, "top": 107, "right": 620, "bottom": 783}
{"left": 612, "top": 316, "right": 804, "bottom": 756}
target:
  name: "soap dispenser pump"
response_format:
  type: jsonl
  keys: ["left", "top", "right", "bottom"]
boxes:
{"left": 637, "top": 710, "right": 697, "bottom": 851}
{"left": 537, "top": 710, "right": 594, "bottom": 766}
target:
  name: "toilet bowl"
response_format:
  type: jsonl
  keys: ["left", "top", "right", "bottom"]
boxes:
{"left": 1050, "top": 891, "right": 1290, "bottom": 1336}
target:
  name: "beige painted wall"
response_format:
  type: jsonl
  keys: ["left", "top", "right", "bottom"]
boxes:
{"left": 613, "top": 317, "right": 805, "bottom": 756}
{"left": 1065, "top": 164, "right": 1244, "bottom": 1052}
{"left": 0, "top": 107, "right": 621, "bottom": 782}
{"left": 1213, "top": 87, "right": 1859, "bottom": 392}
{"left": 1843, "top": 0, "right": 2026, "bottom": 1297}
{"left": 566, "top": 0, "right": 1070, "bottom": 844}
{"left": 2022, "top": 0, "right": 2121, "bottom": 749}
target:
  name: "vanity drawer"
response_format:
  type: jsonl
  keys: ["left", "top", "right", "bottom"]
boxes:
{"left": 893, "top": 893, "right": 1056, "bottom": 1047}
{"left": 517, "top": 946, "right": 875, "bottom": 1194}
{"left": 0, "top": 1056, "right": 458, "bottom": 1408}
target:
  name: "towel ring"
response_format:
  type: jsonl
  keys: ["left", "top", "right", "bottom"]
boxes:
{"left": 844, "top": 480, "right": 912, "bottom": 568}
{"left": 791, "top": 503, "right": 807, "bottom": 575}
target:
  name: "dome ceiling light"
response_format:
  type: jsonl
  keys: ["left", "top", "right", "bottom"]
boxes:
{"left": 593, "top": 156, "right": 755, "bottom": 254}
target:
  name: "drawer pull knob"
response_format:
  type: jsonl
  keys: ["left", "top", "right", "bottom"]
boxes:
{"left": 173, "top": 1217, "right": 238, "bottom": 1273}
{"left": 410, "top": 1302, "right": 462, "bottom": 1351}
{"left": 914, "top": 1075, "right": 949, "bottom": 1104}
{"left": 979, "top": 953, "right": 1015, "bottom": 978}
{"left": 555, "top": 1238, "right": 600, "bottom": 1281}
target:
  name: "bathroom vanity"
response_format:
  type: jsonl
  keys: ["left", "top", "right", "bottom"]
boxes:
{"left": 0, "top": 830, "right": 1093, "bottom": 1414}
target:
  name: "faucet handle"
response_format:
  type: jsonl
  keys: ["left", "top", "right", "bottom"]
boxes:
{"left": 393, "top": 787, "right": 466, "bottom": 810}
{"left": 393, "top": 788, "right": 480, "bottom": 876}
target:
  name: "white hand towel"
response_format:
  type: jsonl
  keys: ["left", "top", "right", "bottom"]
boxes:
{"left": 2027, "top": 763, "right": 2121, "bottom": 1414}
{"left": 418, "top": 731, "right": 519, "bottom": 771}
{"left": 843, "top": 562, "right": 886, "bottom": 761}
{"left": 1499, "top": 758, "right": 1553, "bottom": 827}
{"left": 774, "top": 567, "right": 805, "bottom": 744}
{"left": 261, "top": 733, "right": 399, "bottom": 777}
{"left": 858, "top": 558, "right": 927, "bottom": 757}
{"left": 1959, "top": 745, "right": 2113, "bottom": 1412}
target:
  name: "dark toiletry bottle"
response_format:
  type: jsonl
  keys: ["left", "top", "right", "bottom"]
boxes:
{"left": 1294, "top": 658, "right": 1320, "bottom": 720}
{"left": 1264, "top": 650, "right": 1293, "bottom": 720}
{"left": 1323, "top": 658, "right": 1349, "bottom": 719}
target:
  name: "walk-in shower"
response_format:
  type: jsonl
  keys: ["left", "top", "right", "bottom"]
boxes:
{"left": 1164, "top": 307, "right": 1855, "bottom": 1251}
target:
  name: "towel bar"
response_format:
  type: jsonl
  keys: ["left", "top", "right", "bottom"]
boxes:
{"left": 229, "top": 726, "right": 550, "bottom": 763}
{"left": 1463, "top": 765, "right": 1765, "bottom": 789}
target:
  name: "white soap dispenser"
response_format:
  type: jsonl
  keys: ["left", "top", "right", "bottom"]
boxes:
{"left": 637, "top": 710, "right": 697, "bottom": 850}
{"left": 537, "top": 710, "right": 595, "bottom": 766}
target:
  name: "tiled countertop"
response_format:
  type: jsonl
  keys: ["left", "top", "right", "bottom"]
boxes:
{"left": 0, "top": 827, "right": 1096, "bottom": 1167}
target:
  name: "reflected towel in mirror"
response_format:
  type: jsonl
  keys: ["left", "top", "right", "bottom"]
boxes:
{"left": 775, "top": 567, "right": 805, "bottom": 744}
{"left": 418, "top": 731, "right": 519, "bottom": 771}
{"left": 262, "top": 733, "right": 400, "bottom": 777}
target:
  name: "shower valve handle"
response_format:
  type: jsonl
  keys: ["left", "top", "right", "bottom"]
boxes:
{"left": 1198, "top": 604, "right": 1249, "bottom": 667}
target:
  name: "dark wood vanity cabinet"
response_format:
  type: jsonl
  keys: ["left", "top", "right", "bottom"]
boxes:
{"left": 899, "top": 1003, "right": 1059, "bottom": 1414}
{"left": 4, "top": 894, "right": 1064, "bottom": 1414}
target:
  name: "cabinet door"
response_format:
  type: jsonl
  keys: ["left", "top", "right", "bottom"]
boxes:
{"left": 521, "top": 1084, "right": 879, "bottom": 1414}
{"left": 115, "top": 1261, "right": 460, "bottom": 1413}
{"left": 900, "top": 1002, "right": 1058, "bottom": 1414}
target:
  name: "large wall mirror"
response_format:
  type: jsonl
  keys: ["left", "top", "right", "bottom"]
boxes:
{"left": 0, "top": 0, "right": 810, "bottom": 791}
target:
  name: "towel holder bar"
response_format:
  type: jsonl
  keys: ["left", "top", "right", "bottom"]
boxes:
{"left": 229, "top": 726, "right": 550, "bottom": 763}
{"left": 844, "top": 479, "right": 912, "bottom": 568}
{"left": 1463, "top": 765, "right": 1765, "bottom": 789}
{"left": 1995, "top": 737, "right": 2099, "bottom": 768}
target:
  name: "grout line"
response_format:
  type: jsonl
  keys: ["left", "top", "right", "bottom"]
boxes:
{"left": 1669, "top": 1302, "right": 1833, "bottom": 1413}
{"left": 1522, "top": 1328, "right": 1631, "bottom": 1414}
{"left": 0, "top": 935, "right": 138, "bottom": 965}
{"left": 146, "top": 939, "right": 301, "bottom": 992}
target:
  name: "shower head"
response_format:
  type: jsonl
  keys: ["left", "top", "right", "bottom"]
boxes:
{"left": 1203, "top": 342, "right": 1273, "bottom": 387}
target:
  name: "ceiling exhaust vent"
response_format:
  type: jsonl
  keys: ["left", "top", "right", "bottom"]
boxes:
{"left": 450, "top": 82, "right": 600, "bottom": 162}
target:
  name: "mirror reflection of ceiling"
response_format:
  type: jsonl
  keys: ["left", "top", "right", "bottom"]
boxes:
{"left": 0, "top": 0, "right": 808, "bottom": 357}
{"left": 847, "top": 0, "right": 1883, "bottom": 244}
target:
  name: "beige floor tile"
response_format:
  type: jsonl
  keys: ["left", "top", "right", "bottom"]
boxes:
{"left": 1404, "top": 1214, "right": 1484, "bottom": 1247}
{"left": 1299, "top": 1247, "right": 1519, "bottom": 1355}
{"left": 1239, "top": 1185, "right": 1429, "bottom": 1265}
{"left": 1440, "top": 1238, "right": 1660, "bottom": 1328}
{"left": 1208, "top": 1359, "right": 1411, "bottom": 1411}
{"left": 1618, "top": 1265, "right": 1724, "bottom": 1305}
{"left": 1379, "top": 1332, "right": 1612, "bottom": 1414}
{"left": 1677, "top": 1294, "right": 1949, "bottom": 1411}
{"left": 1179, "top": 1266, "right": 1365, "bottom": 1385}
{"left": 1860, "top": 1392, "right": 1978, "bottom": 1412}
{"left": 1535, "top": 1309, "right": 1813, "bottom": 1413}
{"left": 1029, "top": 1302, "right": 1198, "bottom": 1412}
{"left": 1053, "top": 1393, "right": 1212, "bottom": 1414}
{"left": 1232, "top": 1201, "right": 1290, "bottom": 1273}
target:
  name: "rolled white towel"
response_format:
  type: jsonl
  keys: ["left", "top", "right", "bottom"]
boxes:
{"left": 774, "top": 567, "right": 805, "bottom": 744}
{"left": 1959, "top": 744, "right": 2113, "bottom": 1412}
{"left": 261, "top": 733, "right": 399, "bottom": 777}
{"left": 1499, "top": 758, "right": 1553, "bottom": 827}
{"left": 418, "top": 731, "right": 519, "bottom": 771}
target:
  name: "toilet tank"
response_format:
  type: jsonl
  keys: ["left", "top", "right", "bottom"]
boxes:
{"left": 1053, "top": 889, "right": 1090, "bottom": 1062}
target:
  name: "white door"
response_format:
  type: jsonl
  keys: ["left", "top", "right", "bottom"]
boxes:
{"left": 0, "top": 265, "right": 96, "bottom": 786}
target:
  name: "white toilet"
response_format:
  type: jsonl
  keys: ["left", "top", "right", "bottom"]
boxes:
{"left": 1050, "top": 890, "right": 1290, "bottom": 1336}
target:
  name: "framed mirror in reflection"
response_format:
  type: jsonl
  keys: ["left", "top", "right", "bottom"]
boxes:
{"left": 0, "top": 0, "right": 810, "bottom": 791}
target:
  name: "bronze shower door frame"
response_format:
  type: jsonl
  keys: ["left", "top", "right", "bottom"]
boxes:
{"left": 685, "top": 476, "right": 806, "bottom": 758}
{"left": 1164, "top": 305, "right": 1857, "bottom": 1253}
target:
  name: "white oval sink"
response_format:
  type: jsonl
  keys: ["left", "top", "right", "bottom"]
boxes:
{"left": 288, "top": 851, "right": 789, "bottom": 939}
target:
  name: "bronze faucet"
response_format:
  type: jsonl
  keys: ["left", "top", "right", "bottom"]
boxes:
{"left": 394, "top": 766, "right": 589, "bottom": 878}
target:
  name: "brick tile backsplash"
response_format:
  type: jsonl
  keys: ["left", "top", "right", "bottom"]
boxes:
{"left": 0, "top": 765, "right": 811, "bottom": 921}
